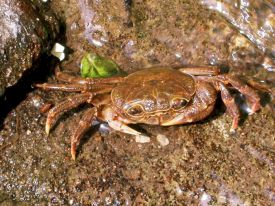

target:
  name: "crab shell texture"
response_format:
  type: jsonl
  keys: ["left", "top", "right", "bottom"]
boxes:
{"left": 111, "top": 67, "right": 217, "bottom": 126}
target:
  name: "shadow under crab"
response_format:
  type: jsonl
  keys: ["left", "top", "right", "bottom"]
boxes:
{"left": 36, "top": 66, "right": 267, "bottom": 160}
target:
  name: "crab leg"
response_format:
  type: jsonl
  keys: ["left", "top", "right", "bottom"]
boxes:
{"left": 55, "top": 67, "right": 124, "bottom": 85}
{"left": 218, "top": 75, "right": 261, "bottom": 114}
{"left": 196, "top": 75, "right": 261, "bottom": 114}
{"left": 247, "top": 78, "right": 273, "bottom": 94}
{"left": 45, "top": 93, "right": 93, "bottom": 135}
{"left": 35, "top": 83, "right": 113, "bottom": 93}
{"left": 36, "top": 83, "right": 91, "bottom": 92}
{"left": 179, "top": 66, "right": 220, "bottom": 76}
{"left": 217, "top": 82, "right": 240, "bottom": 132}
{"left": 71, "top": 107, "right": 97, "bottom": 160}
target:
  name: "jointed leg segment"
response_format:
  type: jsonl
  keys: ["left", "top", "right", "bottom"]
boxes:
{"left": 45, "top": 93, "right": 93, "bottom": 135}
{"left": 55, "top": 66, "right": 124, "bottom": 85}
{"left": 36, "top": 66, "right": 127, "bottom": 160}
{"left": 36, "top": 83, "right": 91, "bottom": 92}
{"left": 185, "top": 68, "right": 263, "bottom": 129}
{"left": 36, "top": 83, "right": 114, "bottom": 93}
{"left": 216, "top": 75, "right": 261, "bottom": 114}
{"left": 216, "top": 82, "right": 240, "bottom": 132}
{"left": 195, "top": 74, "right": 262, "bottom": 114}
{"left": 71, "top": 107, "right": 97, "bottom": 160}
{"left": 179, "top": 66, "right": 220, "bottom": 76}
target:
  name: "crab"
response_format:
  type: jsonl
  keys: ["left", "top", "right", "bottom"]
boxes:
{"left": 36, "top": 66, "right": 264, "bottom": 160}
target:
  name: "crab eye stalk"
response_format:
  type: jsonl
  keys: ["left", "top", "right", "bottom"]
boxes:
{"left": 127, "top": 104, "right": 144, "bottom": 116}
{"left": 171, "top": 98, "right": 188, "bottom": 110}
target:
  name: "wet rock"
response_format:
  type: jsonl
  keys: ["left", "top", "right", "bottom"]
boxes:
{"left": 0, "top": 0, "right": 59, "bottom": 96}
{"left": 0, "top": 91, "right": 274, "bottom": 204}
{"left": 50, "top": 0, "right": 272, "bottom": 76}
{"left": 201, "top": 0, "right": 275, "bottom": 56}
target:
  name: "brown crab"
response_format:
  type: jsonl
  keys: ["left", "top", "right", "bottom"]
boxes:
{"left": 36, "top": 66, "right": 263, "bottom": 160}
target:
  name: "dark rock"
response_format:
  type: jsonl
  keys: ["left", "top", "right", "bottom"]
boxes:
{"left": 0, "top": 0, "right": 59, "bottom": 96}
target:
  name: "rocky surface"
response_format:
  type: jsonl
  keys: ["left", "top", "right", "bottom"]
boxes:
{"left": 0, "top": 0, "right": 59, "bottom": 96}
{"left": 0, "top": 90, "right": 274, "bottom": 205}
{"left": 0, "top": 0, "right": 274, "bottom": 205}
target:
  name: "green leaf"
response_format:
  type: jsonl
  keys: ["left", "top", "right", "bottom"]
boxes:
{"left": 80, "top": 53, "right": 121, "bottom": 78}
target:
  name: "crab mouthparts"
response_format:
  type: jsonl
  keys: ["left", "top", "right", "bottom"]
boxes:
{"left": 161, "top": 114, "right": 192, "bottom": 126}
{"left": 146, "top": 116, "right": 160, "bottom": 125}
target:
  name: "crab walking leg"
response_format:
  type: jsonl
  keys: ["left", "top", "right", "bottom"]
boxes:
{"left": 35, "top": 83, "right": 113, "bottom": 93}
{"left": 55, "top": 67, "right": 124, "bottom": 85}
{"left": 217, "top": 83, "right": 240, "bottom": 132}
{"left": 197, "top": 75, "right": 262, "bottom": 114}
{"left": 247, "top": 78, "right": 273, "bottom": 94}
{"left": 36, "top": 83, "right": 91, "bottom": 92}
{"left": 71, "top": 107, "right": 97, "bottom": 160}
{"left": 179, "top": 66, "right": 220, "bottom": 76}
{"left": 46, "top": 93, "right": 93, "bottom": 135}
{"left": 218, "top": 75, "right": 261, "bottom": 114}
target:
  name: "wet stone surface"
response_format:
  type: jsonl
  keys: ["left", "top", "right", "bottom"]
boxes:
{"left": 0, "top": 0, "right": 274, "bottom": 205}
{"left": 0, "top": 0, "right": 59, "bottom": 96}
{"left": 0, "top": 91, "right": 274, "bottom": 205}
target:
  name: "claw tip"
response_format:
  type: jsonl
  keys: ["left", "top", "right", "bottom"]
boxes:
{"left": 45, "top": 124, "right": 50, "bottom": 136}
{"left": 230, "top": 127, "right": 237, "bottom": 135}
{"left": 71, "top": 152, "right": 76, "bottom": 161}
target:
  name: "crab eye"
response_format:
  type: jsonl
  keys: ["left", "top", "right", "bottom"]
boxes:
{"left": 171, "top": 98, "right": 188, "bottom": 110}
{"left": 127, "top": 104, "right": 144, "bottom": 116}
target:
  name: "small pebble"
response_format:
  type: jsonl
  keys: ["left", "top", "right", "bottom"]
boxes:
{"left": 135, "top": 134, "right": 150, "bottom": 143}
{"left": 157, "top": 134, "right": 169, "bottom": 146}
{"left": 51, "top": 43, "right": 65, "bottom": 61}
